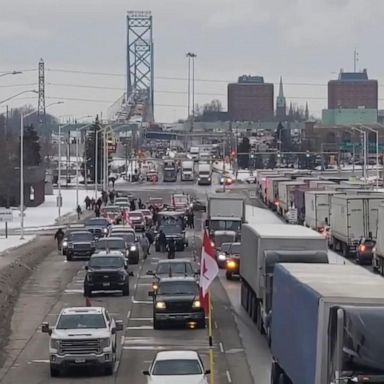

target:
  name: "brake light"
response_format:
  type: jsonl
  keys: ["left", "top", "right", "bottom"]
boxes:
{"left": 275, "top": 201, "right": 280, "bottom": 207}
{"left": 359, "top": 244, "right": 366, "bottom": 252}
{"left": 227, "top": 260, "right": 237, "bottom": 269}
{"left": 210, "top": 241, "right": 215, "bottom": 248}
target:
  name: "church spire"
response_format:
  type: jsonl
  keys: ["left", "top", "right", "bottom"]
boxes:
{"left": 305, "top": 102, "right": 309, "bottom": 120}
{"left": 276, "top": 76, "right": 287, "bottom": 119}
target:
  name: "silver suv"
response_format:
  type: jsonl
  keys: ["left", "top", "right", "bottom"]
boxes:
{"left": 42, "top": 306, "right": 123, "bottom": 377}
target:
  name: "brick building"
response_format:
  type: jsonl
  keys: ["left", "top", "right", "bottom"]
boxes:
{"left": 328, "top": 69, "right": 378, "bottom": 109}
{"left": 228, "top": 75, "right": 274, "bottom": 121}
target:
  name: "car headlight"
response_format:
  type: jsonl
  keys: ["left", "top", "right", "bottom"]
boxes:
{"left": 198, "top": 177, "right": 201, "bottom": 181}
{"left": 218, "top": 253, "right": 226, "bottom": 261}
{"left": 152, "top": 282, "right": 159, "bottom": 291}
{"left": 130, "top": 245, "right": 137, "bottom": 251}
{"left": 155, "top": 301, "right": 166, "bottom": 309}
{"left": 86, "top": 273, "right": 94, "bottom": 281}
{"left": 62, "top": 241, "right": 68, "bottom": 248}
{"left": 192, "top": 300, "right": 201, "bottom": 308}
{"left": 119, "top": 272, "right": 127, "bottom": 281}
{"left": 208, "top": 177, "right": 211, "bottom": 181}
{"left": 100, "top": 338, "right": 110, "bottom": 349}
{"left": 50, "top": 338, "right": 60, "bottom": 350}
{"left": 103, "top": 228, "right": 108, "bottom": 233}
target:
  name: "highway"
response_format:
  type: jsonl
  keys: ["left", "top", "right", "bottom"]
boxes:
{"left": 0, "top": 178, "right": 257, "bottom": 384}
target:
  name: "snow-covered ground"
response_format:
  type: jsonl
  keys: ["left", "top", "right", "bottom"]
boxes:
{"left": 6, "top": 188, "right": 93, "bottom": 230}
{"left": 0, "top": 236, "right": 35, "bottom": 254}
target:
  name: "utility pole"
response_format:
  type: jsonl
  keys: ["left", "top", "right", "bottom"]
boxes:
{"left": 354, "top": 49, "right": 359, "bottom": 72}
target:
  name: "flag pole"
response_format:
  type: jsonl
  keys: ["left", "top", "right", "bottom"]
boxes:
{"left": 208, "top": 291, "right": 215, "bottom": 384}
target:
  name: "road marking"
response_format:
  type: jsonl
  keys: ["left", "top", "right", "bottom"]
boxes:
{"left": 132, "top": 298, "right": 152, "bottom": 304}
{"left": 126, "top": 310, "right": 131, "bottom": 319}
{"left": 134, "top": 283, "right": 137, "bottom": 289}
{"left": 121, "top": 336, "right": 125, "bottom": 345}
{"left": 136, "top": 282, "right": 153, "bottom": 286}
{"left": 114, "top": 359, "right": 120, "bottom": 373}
{"left": 214, "top": 321, "right": 218, "bottom": 329}
{"left": 226, "top": 370, "right": 232, "bottom": 383}
{"left": 129, "top": 317, "right": 153, "bottom": 321}
{"left": 219, "top": 342, "right": 224, "bottom": 353}
{"left": 225, "top": 348, "right": 244, "bottom": 354}
{"left": 30, "top": 360, "right": 50, "bottom": 364}
{"left": 63, "top": 289, "right": 83, "bottom": 294}
{"left": 126, "top": 325, "right": 153, "bottom": 330}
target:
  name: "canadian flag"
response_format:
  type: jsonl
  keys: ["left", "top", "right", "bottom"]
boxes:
{"left": 199, "top": 229, "right": 219, "bottom": 298}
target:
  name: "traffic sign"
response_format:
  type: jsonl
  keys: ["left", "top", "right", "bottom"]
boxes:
{"left": 0, "top": 209, "right": 13, "bottom": 223}
{"left": 249, "top": 190, "right": 256, "bottom": 199}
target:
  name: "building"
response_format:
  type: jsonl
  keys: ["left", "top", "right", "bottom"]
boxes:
{"left": 276, "top": 76, "right": 287, "bottom": 119}
{"left": 228, "top": 75, "right": 274, "bottom": 122}
{"left": 328, "top": 69, "right": 378, "bottom": 109}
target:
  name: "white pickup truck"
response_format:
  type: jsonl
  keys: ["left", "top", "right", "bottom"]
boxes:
{"left": 42, "top": 306, "right": 123, "bottom": 377}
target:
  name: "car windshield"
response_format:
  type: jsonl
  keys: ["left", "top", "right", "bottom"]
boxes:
{"left": 95, "top": 239, "right": 125, "bottom": 249}
{"left": 152, "top": 359, "right": 202, "bottom": 375}
{"left": 56, "top": 314, "right": 106, "bottom": 329}
{"left": 157, "top": 263, "right": 193, "bottom": 275}
{"left": 141, "top": 210, "right": 151, "bottom": 215}
{"left": 161, "top": 225, "right": 182, "bottom": 235}
{"left": 211, "top": 220, "right": 241, "bottom": 231}
{"left": 87, "top": 219, "right": 108, "bottom": 227}
{"left": 71, "top": 233, "right": 94, "bottom": 242}
{"left": 89, "top": 256, "right": 124, "bottom": 269}
{"left": 221, "top": 243, "right": 232, "bottom": 252}
{"left": 230, "top": 244, "right": 241, "bottom": 254}
{"left": 158, "top": 281, "right": 198, "bottom": 295}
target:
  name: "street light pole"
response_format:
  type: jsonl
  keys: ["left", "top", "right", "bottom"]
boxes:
{"left": 0, "top": 70, "right": 22, "bottom": 78}
{"left": 20, "top": 114, "right": 24, "bottom": 239}
{"left": 0, "top": 89, "right": 38, "bottom": 105}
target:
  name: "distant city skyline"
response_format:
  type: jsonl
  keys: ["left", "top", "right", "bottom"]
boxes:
{"left": 1, "top": 0, "right": 384, "bottom": 123}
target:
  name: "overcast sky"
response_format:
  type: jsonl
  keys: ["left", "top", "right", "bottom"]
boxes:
{"left": 1, "top": 0, "right": 384, "bottom": 123}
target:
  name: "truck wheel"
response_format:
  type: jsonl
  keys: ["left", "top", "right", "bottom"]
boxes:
{"left": 122, "top": 286, "right": 130, "bottom": 296}
{"left": 50, "top": 366, "right": 60, "bottom": 377}
{"left": 226, "top": 271, "right": 233, "bottom": 280}
{"left": 104, "top": 364, "right": 114, "bottom": 376}
{"left": 342, "top": 243, "right": 349, "bottom": 258}
{"left": 153, "top": 319, "right": 163, "bottom": 330}
{"left": 66, "top": 254, "right": 72, "bottom": 261}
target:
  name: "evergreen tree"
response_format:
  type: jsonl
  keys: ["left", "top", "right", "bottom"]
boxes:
{"left": 22, "top": 124, "right": 41, "bottom": 165}
{"left": 84, "top": 116, "right": 103, "bottom": 183}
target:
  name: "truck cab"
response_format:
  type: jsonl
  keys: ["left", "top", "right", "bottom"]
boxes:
{"left": 197, "top": 163, "right": 212, "bottom": 185}
{"left": 41, "top": 306, "right": 123, "bottom": 377}
{"left": 181, "top": 161, "right": 194, "bottom": 181}
{"left": 163, "top": 159, "right": 177, "bottom": 182}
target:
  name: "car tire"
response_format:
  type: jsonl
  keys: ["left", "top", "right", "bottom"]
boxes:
{"left": 50, "top": 366, "right": 60, "bottom": 377}
{"left": 66, "top": 254, "right": 72, "bottom": 261}
{"left": 226, "top": 271, "right": 233, "bottom": 280}
{"left": 122, "top": 286, "right": 130, "bottom": 296}
{"left": 104, "top": 364, "right": 114, "bottom": 376}
{"left": 153, "top": 319, "right": 163, "bottom": 330}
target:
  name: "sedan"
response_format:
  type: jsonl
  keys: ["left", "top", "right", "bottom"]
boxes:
{"left": 143, "top": 350, "right": 209, "bottom": 384}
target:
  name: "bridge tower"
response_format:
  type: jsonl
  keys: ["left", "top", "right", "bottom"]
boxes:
{"left": 126, "top": 11, "right": 154, "bottom": 121}
{"left": 37, "top": 58, "right": 46, "bottom": 131}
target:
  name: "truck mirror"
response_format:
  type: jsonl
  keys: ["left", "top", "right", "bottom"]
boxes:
{"left": 84, "top": 265, "right": 89, "bottom": 270}
{"left": 205, "top": 219, "right": 209, "bottom": 227}
{"left": 146, "top": 270, "right": 154, "bottom": 276}
{"left": 129, "top": 271, "right": 134, "bottom": 277}
{"left": 41, "top": 322, "right": 51, "bottom": 335}
{"left": 148, "top": 291, "right": 154, "bottom": 297}
{"left": 143, "top": 370, "right": 150, "bottom": 376}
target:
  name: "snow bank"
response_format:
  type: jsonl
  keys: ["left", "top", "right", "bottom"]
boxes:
{"left": 0, "top": 236, "right": 35, "bottom": 254}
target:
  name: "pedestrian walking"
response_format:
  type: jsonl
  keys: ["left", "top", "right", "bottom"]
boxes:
{"left": 130, "top": 199, "right": 136, "bottom": 211}
{"left": 140, "top": 235, "right": 150, "bottom": 259}
{"left": 54, "top": 228, "right": 65, "bottom": 251}
{"left": 95, "top": 206, "right": 100, "bottom": 218}
{"left": 159, "top": 230, "right": 167, "bottom": 253}
{"left": 145, "top": 228, "right": 154, "bottom": 255}
{"left": 97, "top": 197, "right": 103, "bottom": 208}
{"left": 84, "top": 196, "right": 91, "bottom": 210}
{"left": 109, "top": 190, "right": 115, "bottom": 204}
{"left": 76, "top": 205, "right": 82, "bottom": 220}
{"left": 90, "top": 198, "right": 96, "bottom": 210}
{"left": 187, "top": 211, "right": 194, "bottom": 229}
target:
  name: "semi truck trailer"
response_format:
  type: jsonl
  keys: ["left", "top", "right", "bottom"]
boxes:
{"left": 271, "top": 263, "right": 384, "bottom": 384}
{"left": 240, "top": 223, "right": 328, "bottom": 341}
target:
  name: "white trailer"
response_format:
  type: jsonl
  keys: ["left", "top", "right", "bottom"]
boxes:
{"left": 308, "top": 180, "right": 336, "bottom": 189}
{"left": 304, "top": 190, "right": 342, "bottom": 230}
{"left": 331, "top": 194, "right": 384, "bottom": 257}
{"left": 266, "top": 177, "right": 290, "bottom": 209}
{"left": 277, "top": 181, "right": 305, "bottom": 214}
{"left": 373, "top": 203, "right": 384, "bottom": 274}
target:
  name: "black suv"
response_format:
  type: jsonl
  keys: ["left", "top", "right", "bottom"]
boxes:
{"left": 62, "top": 225, "right": 86, "bottom": 256}
{"left": 155, "top": 224, "right": 187, "bottom": 252}
{"left": 85, "top": 217, "right": 111, "bottom": 239}
{"left": 65, "top": 231, "right": 96, "bottom": 261}
{"left": 94, "top": 237, "right": 128, "bottom": 258}
{"left": 149, "top": 277, "right": 205, "bottom": 329}
{"left": 110, "top": 230, "right": 140, "bottom": 264}
{"left": 84, "top": 252, "right": 131, "bottom": 296}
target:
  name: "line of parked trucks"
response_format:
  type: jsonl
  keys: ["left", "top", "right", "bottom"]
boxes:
{"left": 238, "top": 191, "right": 384, "bottom": 384}
{"left": 254, "top": 169, "right": 384, "bottom": 271}
{"left": 162, "top": 159, "right": 213, "bottom": 185}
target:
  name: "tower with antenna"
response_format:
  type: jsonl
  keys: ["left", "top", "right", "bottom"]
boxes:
{"left": 37, "top": 58, "right": 46, "bottom": 132}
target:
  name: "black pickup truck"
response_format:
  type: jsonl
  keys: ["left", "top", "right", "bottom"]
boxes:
{"left": 83, "top": 252, "right": 131, "bottom": 296}
{"left": 149, "top": 277, "right": 205, "bottom": 329}
{"left": 65, "top": 231, "right": 96, "bottom": 261}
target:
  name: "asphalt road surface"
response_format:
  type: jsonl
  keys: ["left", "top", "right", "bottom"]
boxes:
{"left": 0, "top": 183, "right": 258, "bottom": 384}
